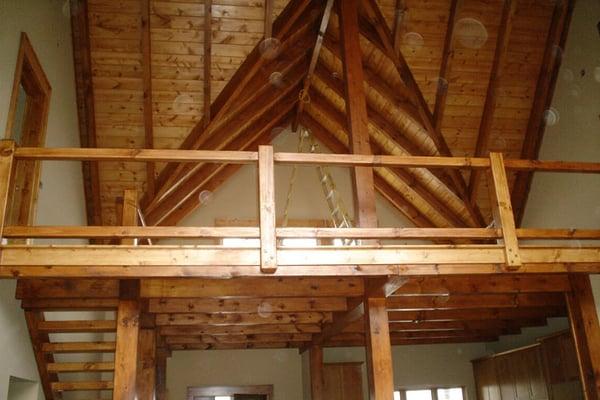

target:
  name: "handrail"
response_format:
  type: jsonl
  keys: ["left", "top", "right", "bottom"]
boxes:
{"left": 1, "top": 141, "right": 599, "bottom": 276}
{"left": 12, "top": 146, "right": 600, "bottom": 173}
{"left": 2, "top": 226, "right": 600, "bottom": 240}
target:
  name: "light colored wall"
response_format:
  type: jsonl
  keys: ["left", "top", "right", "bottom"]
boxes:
{"left": 167, "top": 349, "right": 304, "bottom": 400}
{"left": 0, "top": 1, "right": 88, "bottom": 399}
{"left": 519, "top": 0, "right": 600, "bottom": 318}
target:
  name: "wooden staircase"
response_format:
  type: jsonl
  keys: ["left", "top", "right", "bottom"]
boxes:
{"left": 24, "top": 309, "right": 117, "bottom": 399}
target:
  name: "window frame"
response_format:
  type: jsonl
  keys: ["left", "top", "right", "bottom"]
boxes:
{"left": 395, "top": 386, "right": 466, "bottom": 400}
{"left": 187, "top": 385, "right": 273, "bottom": 400}
{"left": 4, "top": 32, "right": 51, "bottom": 228}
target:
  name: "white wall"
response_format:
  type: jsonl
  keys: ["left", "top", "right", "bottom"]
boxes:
{"left": 0, "top": 1, "right": 88, "bottom": 399}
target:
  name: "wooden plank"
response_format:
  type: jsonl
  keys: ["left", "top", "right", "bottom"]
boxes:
{"left": 142, "top": 278, "right": 364, "bottom": 298}
{"left": 155, "top": 311, "right": 332, "bottom": 326}
{"left": 21, "top": 298, "right": 119, "bottom": 310}
{"left": 113, "top": 298, "right": 141, "bottom": 400}
{"left": 511, "top": 0, "right": 574, "bottom": 225}
{"left": 12, "top": 147, "right": 600, "bottom": 174}
{"left": 258, "top": 146, "right": 277, "bottom": 272}
{"left": 137, "top": 329, "right": 156, "bottom": 400}
{"left": 364, "top": 296, "right": 394, "bottom": 399}
{"left": 141, "top": 0, "right": 155, "bottom": 197}
{"left": 41, "top": 341, "right": 116, "bottom": 353}
{"left": 149, "top": 297, "right": 347, "bottom": 313}
{"left": 0, "top": 140, "right": 15, "bottom": 241}
{"left": 203, "top": 0, "right": 212, "bottom": 127}
{"left": 2, "top": 246, "right": 600, "bottom": 278}
{"left": 468, "top": 0, "right": 517, "bottom": 201}
{"left": 165, "top": 333, "right": 312, "bottom": 345}
{"left": 388, "top": 306, "right": 565, "bottom": 322}
{"left": 387, "top": 293, "right": 564, "bottom": 311}
{"left": 566, "top": 275, "right": 600, "bottom": 400}
{"left": 338, "top": 0, "right": 377, "bottom": 229}
{"left": 395, "top": 275, "right": 571, "bottom": 294}
{"left": 47, "top": 362, "right": 115, "bottom": 373}
{"left": 160, "top": 323, "right": 321, "bottom": 336}
{"left": 37, "top": 320, "right": 116, "bottom": 333}
{"left": 6, "top": 225, "right": 600, "bottom": 241}
{"left": 52, "top": 381, "right": 113, "bottom": 392}
{"left": 488, "top": 152, "right": 521, "bottom": 269}
{"left": 310, "top": 345, "right": 325, "bottom": 400}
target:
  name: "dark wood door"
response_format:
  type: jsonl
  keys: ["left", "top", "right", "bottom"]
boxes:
{"left": 323, "top": 362, "right": 364, "bottom": 400}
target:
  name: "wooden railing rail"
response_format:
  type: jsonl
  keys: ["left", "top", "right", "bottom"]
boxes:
{"left": 1, "top": 140, "right": 599, "bottom": 276}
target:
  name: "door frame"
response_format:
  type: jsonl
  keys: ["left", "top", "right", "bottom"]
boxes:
{"left": 187, "top": 385, "right": 274, "bottom": 400}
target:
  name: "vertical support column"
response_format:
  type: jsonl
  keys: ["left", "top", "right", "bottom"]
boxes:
{"left": 155, "top": 348, "right": 169, "bottom": 400}
{"left": 114, "top": 190, "right": 141, "bottom": 400}
{"left": 487, "top": 152, "right": 521, "bottom": 269}
{"left": 137, "top": 329, "right": 157, "bottom": 400}
{"left": 0, "top": 140, "right": 15, "bottom": 241}
{"left": 310, "top": 345, "right": 325, "bottom": 400}
{"left": 258, "top": 145, "right": 277, "bottom": 272}
{"left": 566, "top": 275, "right": 600, "bottom": 400}
{"left": 113, "top": 282, "right": 141, "bottom": 400}
{"left": 365, "top": 295, "right": 394, "bottom": 400}
{"left": 338, "top": 0, "right": 378, "bottom": 229}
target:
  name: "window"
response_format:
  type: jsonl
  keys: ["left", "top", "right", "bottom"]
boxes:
{"left": 395, "top": 387, "right": 465, "bottom": 400}
{"left": 187, "top": 385, "right": 272, "bottom": 400}
{"left": 5, "top": 33, "right": 51, "bottom": 228}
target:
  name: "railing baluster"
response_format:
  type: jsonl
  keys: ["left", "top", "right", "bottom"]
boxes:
{"left": 258, "top": 146, "right": 277, "bottom": 273}
{"left": 0, "top": 140, "right": 15, "bottom": 243}
{"left": 488, "top": 152, "right": 522, "bottom": 270}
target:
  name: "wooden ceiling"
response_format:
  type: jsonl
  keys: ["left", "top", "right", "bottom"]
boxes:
{"left": 17, "top": 275, "right": 570, "bottom": 353}
{"left": 71, "top": 0, "right": 572, "bottom": 227}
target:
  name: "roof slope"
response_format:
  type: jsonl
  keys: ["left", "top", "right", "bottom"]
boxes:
{"left": 72, "top": 0, "right": 571, "bottom": 227}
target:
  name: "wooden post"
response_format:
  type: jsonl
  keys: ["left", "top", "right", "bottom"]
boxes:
{"left": 156, "top": 348, "right": 168, "bottom": 400}
{"left": 0, "top": 140, "right": 15, "bottom": 241}
{"left": 113, "top": 285, "right": 141, "bottom": 400}
{"left": 487, "top": 152, "right": 521, "bottom": 269}
{"left": 338, "top": 0, "right": 378, "bottom": 229}
{"left": 365, "top": 295, "right": 394, "bottom": 400}
{"left": 310, "top": 345, "right": 325, "bottom": 400}
{"left": 258, "top": 145, "right": 277, "bottom": 272}
{"left": 136, "top": 329, "right": 157, "bottom": 400}
{"left": 114, "top": 190, "right": 141, "bottom": 400}
{"left": 566, "top": 275, "right": 600, "bottom": 400}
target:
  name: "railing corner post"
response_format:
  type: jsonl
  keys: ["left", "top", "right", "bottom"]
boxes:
{"left": 488, "top": 152, "right": 522, "bottom": 270}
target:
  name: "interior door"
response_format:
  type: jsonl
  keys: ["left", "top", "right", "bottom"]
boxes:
{"left": 323, "top": 362, "right": 364, "bottom": 400}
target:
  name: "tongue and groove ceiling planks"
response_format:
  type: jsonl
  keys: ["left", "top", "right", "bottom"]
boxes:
{"left": 72, "top": 0, "right": 571, "bottom": 229}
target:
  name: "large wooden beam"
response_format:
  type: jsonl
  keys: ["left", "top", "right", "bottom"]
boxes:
{"left": 338, "top": 0, "right": 377, "bottom": 229}
{"left": 203, "top": 0, "right": 212, "bottom": 128}
{"left": 468, "top": 0, "right": 517, "bottom": 202}
{"left": 155, "top": 349, "right": 168, "bottom": 400}
{"left": 566, "top": 275, "right": 600, "bottom": 400}
{"left": 140, "top": 0, "right": 155, "bottom": 197}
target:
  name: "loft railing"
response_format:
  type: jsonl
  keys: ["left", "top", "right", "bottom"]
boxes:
{"left": 0, "top": 140, "right": 599, "bottom": 277}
